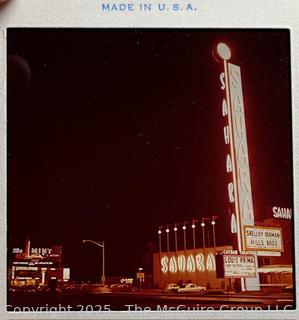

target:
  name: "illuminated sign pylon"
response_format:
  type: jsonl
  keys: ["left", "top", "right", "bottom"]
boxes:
{"left": 217, "top": 43, "right": 260, "bottom": 291}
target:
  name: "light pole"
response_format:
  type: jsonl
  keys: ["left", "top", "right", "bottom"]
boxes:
{"left": 83, "top": 240, "right": 105, "bottom": 285}
{"left": 173, "top": 224, "right": 178, "bottom": 252}
{"left": 173, "top": 224, "right": 179, "bottom": 281}
{"left": 166, "top": 225, "right": 170, "bottom": 253}
{"left": 201, "top": 220, "right": 208, "bottom": 286}
{"left": 157, "top": 228, "right": 162, "bottom": 285}
{"left": 182, "top": 224, "right": 187, "bottom": 251}
{"left": 158, "top": 228, "right": 162, "bottom": 253}
{"left": 191, "top": 220, "right": 196, "bottom": 250}
{"left": 211, "top": 215, "right": 218, "bottom": 251}
{"left": 201, "top": 221, "right": 206, "bottom": 249}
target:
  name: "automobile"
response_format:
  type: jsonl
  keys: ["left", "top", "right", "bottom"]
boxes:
{"left": 88, "top": 284, "right": 112, "bottom": 293}
{"left": 164, "top": 283, "right": 180, "bottom": 293}
{"left": 111, "top": 284, "right": 137, "bottom": 292}
{"left": 177, "top": 283, "right": 206, "bottom": 294}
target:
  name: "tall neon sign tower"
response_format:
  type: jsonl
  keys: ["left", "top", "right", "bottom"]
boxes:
{"left": 217, "top": 43, "right": 260, "bottom": 291}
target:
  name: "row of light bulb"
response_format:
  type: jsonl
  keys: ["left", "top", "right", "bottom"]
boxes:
{"left": 158, "top": 220, "right": 216, "bottom": 234}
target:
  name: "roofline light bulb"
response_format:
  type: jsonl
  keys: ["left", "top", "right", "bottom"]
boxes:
{"left": 201, "top": 222, "right": 205, "bottom": 227}
{"left": 174, "top": 227, "right": 178, "bottom": 231}
{"left": 191, "top": 224, "right": 196, "bottom": 229}
{"left": 182, "top": 226, "right": 186, "bottom": 230}
{"left": 158, "top": 230, "right": 162, "bottom": 234}
{"left": 217, "top": 43, "right": 231, "bottom": 61}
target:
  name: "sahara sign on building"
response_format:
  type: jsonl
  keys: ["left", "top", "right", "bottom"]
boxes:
{"left": 244, "top": 226, "right": 283, "bottom": 252}
{"left": 272, "top": 206, "right": 292, "bottom": 220}
{"left": 153, "top": 246, "right": 233, "bottom": 289}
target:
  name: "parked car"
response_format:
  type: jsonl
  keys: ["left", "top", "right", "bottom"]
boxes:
{"left": 164, "top": 283, "right": 180, "bottom": 293}
{"left": 89, "top": 284, "right": 112, "bottom": 293}
{"left": 177, "top": 283, "right": 206, "bottom": 293}
{"left": 111, "top": 284, "right": 137, "bottom": 292}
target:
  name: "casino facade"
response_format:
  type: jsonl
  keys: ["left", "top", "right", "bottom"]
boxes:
{"left": 153, "top": 43, "right": 293, "bottom": 292}
{"left": 9, "top": 238, "right": 70, "bottom": 287}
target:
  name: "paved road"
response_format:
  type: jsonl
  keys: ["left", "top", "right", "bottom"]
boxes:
{"left": 7, "top": 290, "right": 295, "bottom": 311}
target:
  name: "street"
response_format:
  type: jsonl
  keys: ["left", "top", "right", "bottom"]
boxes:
{"left": 7, "top": 289, "right": 294, "bottom": 311}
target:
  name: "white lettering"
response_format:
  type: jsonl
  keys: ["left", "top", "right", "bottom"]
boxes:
{"left": 222, "top": 98, "right": 228, "bottom": 116}
{"left": 237, "top": 141, "right": 248, "bottom": 165}
{"left": 272, "top": 206, "right": 278, "bottom": 218}
{"left": 224, "top": 126, "right": 230, "bottom": 144}
{"left": 226, "top": 154, "right": 232, "bottom": 173}
{"left": 195, "top": 254, "right": 205, "bottom": 271}
{"left": 206, "top": 253, "right": 216, "bottom": 272}
{"left": 231, "top": 213, "right": 237, "bottom": 234}
{"left": 178, "top": 255, "right": 186, "bottom": 272}
{"left": 233, "top": 91, "right": 242, "bottom": 112}
{"left": 272, "top": 206, "right": 292, "bottom": 220}
{"left": 169, "top": 256, "right": 177, "bottom": 273}
{"left": 186, "top": 255, "right": 196, "bottom": 272}
{"left": 228, "top": 182, "right": 234, "bottom": 203}
{"left": 220, "top": 72, "right": 225, "bottom": 90}
{"left": 161, "top": 256, "right": 168, "bottom": 273}
{"left": 242, "top": 194, "right": 254, "bottom": 222}
{"left": 228, "top": 63, "right": 256, "bottom": 234}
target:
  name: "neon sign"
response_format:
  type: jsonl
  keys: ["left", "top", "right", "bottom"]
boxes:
{"left": 228, "top": 63, "right": 254, "bottom": 226}
{"left": 169, "top": 256, "right": 177, "bottom": 273}
{"left": 186, "top": 255, "right": 195, "bottom": 272}
{"left": 231, "top": 213, "right": 237, "bottom": 234}
{"left": 218, "top": 43, "right": 260, "bottom": 291}
{"left": 160, "top": 253, "right": 215, "bottom": 274}
{"left": 272, "top": 206, "right": 292, "bottom": 220}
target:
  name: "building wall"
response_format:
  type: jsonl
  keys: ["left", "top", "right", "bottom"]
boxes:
{"left": 153, "top": 245, "right": 233, "bottom": 289}
{"left": 263, "top": 219, "right": 293, "bottom": 266}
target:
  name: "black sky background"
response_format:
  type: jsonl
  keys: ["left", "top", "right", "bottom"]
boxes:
{"left": 7, "top": 29, "right": 293, "bottom": 281}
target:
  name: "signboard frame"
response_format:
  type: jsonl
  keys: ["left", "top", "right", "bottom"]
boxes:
{"left": 244, "top": 225, "right": 284, "bottom": 252}
{"left": 136, "top": 272, "right": 145, "bottom": 279}
{"left": 223, "top": 254, "right": 257, "bottom": 279}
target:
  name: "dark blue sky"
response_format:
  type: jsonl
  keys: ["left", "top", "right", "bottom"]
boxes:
{"left": 7, "top": 29, "right": 292, "bottom": 281}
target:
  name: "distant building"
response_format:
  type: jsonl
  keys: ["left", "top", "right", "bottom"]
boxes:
{"left": 9, "top": 238, "right": 70, "bottom": 287}
{"left": 153, "top": 216, "right": 293, "bottom": 291}
{"left": 256, "top": 218, "right": 293, "bottom": 288}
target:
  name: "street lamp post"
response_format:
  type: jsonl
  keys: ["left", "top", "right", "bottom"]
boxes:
{"left": 211, "top": 215, "right": 218, "bottom": 251}
{"left": 173, "top": 224, "right": 178, "bottom": 252}
{"left": 191, "top": 220, "right": 196, "bottom": 250}
{"left": 166, "top": 226, "right": 170, "bottom": 253}
{"left": 201, "top": 221, "right": 206, "bottom": 249}
{"left": 201, "top": 220, "right": 208, "bottom": 286}
{"left": 83, "top": 240, "right": 105, "bottom": 285}
{"left": 182, "top": 224, "right": 187, "bottom": 251}
{"left": 157, "top": 228, "right": 162, "bottom": 284}
{"left": 158, "top": 228, "right": 162, "bottom": 253}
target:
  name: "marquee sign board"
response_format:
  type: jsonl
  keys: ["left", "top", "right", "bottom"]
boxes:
{"left": 136, "top": 272, "right": 145, "bottom": 279}
{"left": 223, "top": 254, "right": 257, "bottom": 278}
{"left": 244, "top": 225, "right": 284, "bottom": 252}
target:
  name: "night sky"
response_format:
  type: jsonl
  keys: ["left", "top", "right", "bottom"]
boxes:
{"left": 7, "top": 29, "right": 293, "bottom": 281}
